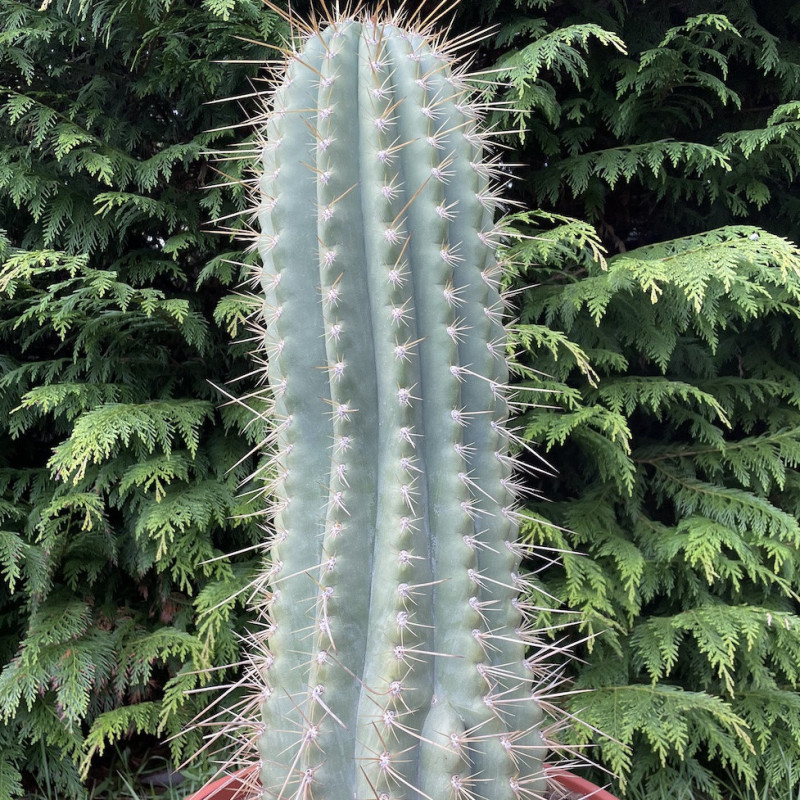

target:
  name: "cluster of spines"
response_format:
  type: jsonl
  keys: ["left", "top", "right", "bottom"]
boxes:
{"left": 196, "top": 5, "right": 586, "bottom": 800}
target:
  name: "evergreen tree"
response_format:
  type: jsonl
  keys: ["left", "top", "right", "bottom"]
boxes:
{"left": 474, "top": 0, "right": 800, "bottom": 247}
{"left": 0, "top": 0, "right": 282, "bottom": 794}
{"left": 507, "top": 218, "right": 800, "bottom": 798}
{"left": 468, "top": 0, "right": 800, "bottom": 796}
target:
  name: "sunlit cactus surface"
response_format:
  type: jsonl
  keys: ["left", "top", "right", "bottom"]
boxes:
{"left": 232, "top": 7, "right": 555, "bottom": 800}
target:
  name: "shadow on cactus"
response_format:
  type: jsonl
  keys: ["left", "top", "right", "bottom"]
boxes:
{"left": 200, "top": 3, "right": 588, "bottom": 799}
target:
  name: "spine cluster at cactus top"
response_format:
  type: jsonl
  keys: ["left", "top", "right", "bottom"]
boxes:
{"left": 244, "top": 10, "right": 550, "bottom": 800}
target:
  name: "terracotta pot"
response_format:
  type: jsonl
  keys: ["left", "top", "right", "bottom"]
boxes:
{"left": 547, "top": 768, "right": 621, "bottom": 799}
{"left": 183, "top": 766, "right": 258, "bottom": 800}
{"left": 184, "top": 765, "right": 621, "bottom": 800}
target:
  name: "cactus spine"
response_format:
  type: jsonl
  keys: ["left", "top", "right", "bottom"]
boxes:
{"left": 237, "top": 8, "right": 552, "bottom": 800}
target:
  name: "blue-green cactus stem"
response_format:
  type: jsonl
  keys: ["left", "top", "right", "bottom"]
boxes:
{"left": 251, "top": 15, "right": 548, "bottom": 800}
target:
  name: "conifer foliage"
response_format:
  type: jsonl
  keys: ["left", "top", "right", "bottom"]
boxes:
{"left": 468, "top": 0, "right": 800, "bottom": 796}
{"left": 507, "top": 219, "right": 800, "bottom": 798}
{"left": 0, "top": 0, "right": 283, "bottom": 795}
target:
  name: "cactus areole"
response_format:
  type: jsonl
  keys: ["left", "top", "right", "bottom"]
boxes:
{"left": 250, "top": 10, "right": 548, "bottom": 800}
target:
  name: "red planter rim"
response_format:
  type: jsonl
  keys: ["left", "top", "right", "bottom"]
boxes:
{"left": 184, "top": 766, "right": 258, "bottom": 800}
{"left": 184, "top": 765, "right": 621, "bottom": 800}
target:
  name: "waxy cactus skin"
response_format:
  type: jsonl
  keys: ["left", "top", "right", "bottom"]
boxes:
{"left": 244, "top": 11, "right": 550, "bottom": 800}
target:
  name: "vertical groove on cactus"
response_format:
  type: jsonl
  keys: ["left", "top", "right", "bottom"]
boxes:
{"left": 210, "top": 6, "right": 567, "bottom": 800}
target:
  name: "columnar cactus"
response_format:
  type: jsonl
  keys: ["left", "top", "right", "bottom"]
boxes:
{"left": 232, "top": 7, "right": 554, "bottom": 800}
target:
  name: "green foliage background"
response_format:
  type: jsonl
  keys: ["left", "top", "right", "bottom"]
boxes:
{"left": 0, "top": 1, "right": 280, "bottom": 794}
{"left": 0, "top": 0, "right": 799, "bottom": 798}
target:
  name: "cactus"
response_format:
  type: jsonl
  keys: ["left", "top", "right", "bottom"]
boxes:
{"left": 223, "top": 7, "right": 558, "bottom": 800}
